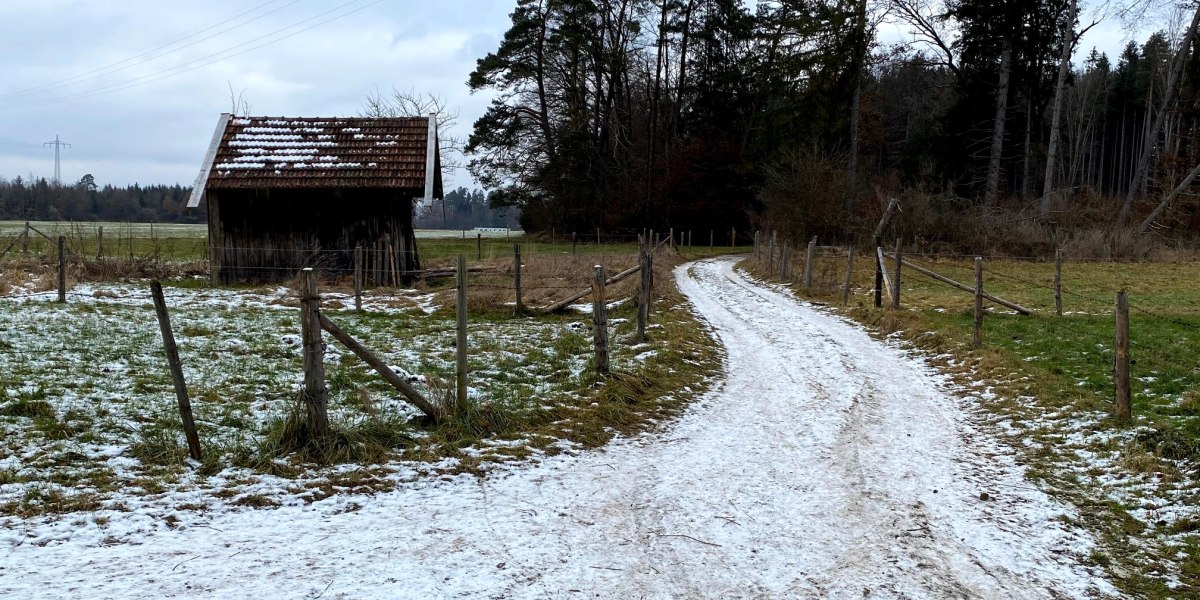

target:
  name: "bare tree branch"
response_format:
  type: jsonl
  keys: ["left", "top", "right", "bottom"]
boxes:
{"left": 888, "top": 0, "right": 960, "bottom": 76}
{"left": 227, "top": 81, "right": 251, "bottom": 116}
{"left": 359, "top": 86, "right": 464, "bottom": 177}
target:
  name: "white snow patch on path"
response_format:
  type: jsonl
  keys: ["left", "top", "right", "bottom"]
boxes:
{"left": 0, "top": 257, "right": 1115, "bottom": 598}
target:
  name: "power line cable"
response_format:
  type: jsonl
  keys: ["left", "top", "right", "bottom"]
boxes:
{"left": 5, "top": 0, "right": 381, "bottom": 108}
{"left": 0, "top": 0, "right": 295, "bottom": 100}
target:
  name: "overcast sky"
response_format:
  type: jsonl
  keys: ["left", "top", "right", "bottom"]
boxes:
{"left": 0, "top": 0, "right": 511, "bottom": 189}
{"left": 0, "top": 1, "right": 1157, "bottom": 190}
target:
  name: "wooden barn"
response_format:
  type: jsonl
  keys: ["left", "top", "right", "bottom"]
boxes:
{"left": 187, "top": 114, "right": 441, "bottom": 284}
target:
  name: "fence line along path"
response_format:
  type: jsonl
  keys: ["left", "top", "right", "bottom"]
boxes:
{"left": 0, "top": 256, "right": 1115, "bottom": 598}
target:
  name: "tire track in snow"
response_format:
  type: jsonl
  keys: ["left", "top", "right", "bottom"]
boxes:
{"left": 1, "top": 257, "right": 1115, "bottom": 599}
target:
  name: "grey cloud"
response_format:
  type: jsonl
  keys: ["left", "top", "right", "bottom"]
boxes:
{"left": 0, "top": 0, "right": 512, "bottom": 186}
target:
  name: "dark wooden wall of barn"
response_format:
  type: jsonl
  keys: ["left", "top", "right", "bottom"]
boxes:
{"left": 206, "top": 188, "right": 421, "bottom": 284}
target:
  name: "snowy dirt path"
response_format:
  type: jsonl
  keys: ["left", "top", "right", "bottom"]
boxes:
{"left": 2, "top": 257, "right": 1114, "bottom": 599}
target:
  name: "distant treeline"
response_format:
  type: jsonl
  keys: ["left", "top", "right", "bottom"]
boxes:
{"left": 0, "top": 176, "right": 515, "bottom": 230}
{"left": 415, "top": 186, "right": 520, "bottom": 230}
{"left": 0, "top": 175, "right": 201, "bottom": 223}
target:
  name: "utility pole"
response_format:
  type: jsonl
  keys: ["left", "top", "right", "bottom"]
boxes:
{"left": 43, "top": 134, "right": 71, "bottom": 185}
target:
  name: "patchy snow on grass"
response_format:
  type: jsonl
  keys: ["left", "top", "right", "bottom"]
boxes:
{"left": 0, "top": 281, "right": 650, "bottom": 527}
{"left": 0, "top": 261, "right": 1119, "bottom": 598}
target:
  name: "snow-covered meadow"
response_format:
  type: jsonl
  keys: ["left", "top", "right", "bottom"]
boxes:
{"left": 0, "top": 279, "right": 688, "bottom": 532}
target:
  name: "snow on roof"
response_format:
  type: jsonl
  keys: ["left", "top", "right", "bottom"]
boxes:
{"left": 193, "top": 114, "right": 441, "bottom": 196}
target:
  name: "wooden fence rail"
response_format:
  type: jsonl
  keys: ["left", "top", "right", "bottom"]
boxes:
{"left": 881, "top": 252, "right": 1033, "bottom": 315}
{"left": 543, "top": 263, "right": 642, "bottom": 313}
{"left": 318, "top": 314, "right": 444, "bottom": 422}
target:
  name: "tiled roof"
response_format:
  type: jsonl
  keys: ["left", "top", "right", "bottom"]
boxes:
{"left": 202, "top": 115, "right": 439, "bottom": 191}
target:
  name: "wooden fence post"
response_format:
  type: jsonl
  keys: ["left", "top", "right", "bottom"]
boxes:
{"left": 780, "top": 240, "right": 790, "bottom": 281}
{"left": 299, "top": 268, "right": 330, "bottom": 441}
{"left": 514, "top": 244, "right": 524, "bottom": 314}
{"left": 804, "top": 236, "right": 816, "bottom": 288}
{"left": 596, "top": 227, "right": 601, "bottom": 245}
{"left": 354, "top": 243, "right": 364, "bottom": 312}
{"left": 592, "top": 265, "right": 610, "bottom": 375}
{"left": 97, "top": 226, "right": 103, "bottom": 259}
{"left": 1115, "top": 291, "right": 1131, "bottom": 421}
{"left": 1054, "top": 248, "right": 1063, "bottom": 316}
{"left": 150, "top": 281, "right": 202, "bottom": 460}
{"left": 477, "top": 232, "right": 482, "bottom": 261}
{"left": 873, "top": 239, "right": 883, "bottom": 308}
{"left": 710, "top": 230, "right": 714, "bottom": 250}
{"left": 769, "top": 231, "right": 777, "bottom": 271}
{"left": 57, "top": 235, "right": 66, "bottom": 303}
{"left": 687, "top": 230, "right": 692, "bottom": 249}
{"left": 456, "top": 255, "right": 469, "bottom": 409}
{"left": 731, "top": 227, "right": 736, "bottom": 249}
{"left": 891, "top": 238, "right": 902, "bottom": 309}
{"left": 636, "top": 237, "right": 650, "bottom": 343}
{"left": 669, "top": 228, "right": 675, "bottom": 250}
{"left": 973, "top": 257, "right": 983, "bottom": 348}
{"left": 842, "top": 246, "right": 854, "bottom": 305}
{"left": 22, "top": 222, "right": 29, "bottom": 255}
{"left": 572, "top": 233, "right": 577, "bottom": 255}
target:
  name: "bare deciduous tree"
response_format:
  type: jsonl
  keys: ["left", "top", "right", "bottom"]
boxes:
{"left": 1041, "top": 0, "right": 1079, "bottom": 217}
{"left": 360, "top": 87, "right": 464, "bottom": 175}
{"left": 227, "top": 81, "right": 252, "bottom": 116}
{"left": 1120, "top": 2, "right": 1200, "bottom": 220}
{"left": 888, "top": 0, "right": 960, "bottom": 75}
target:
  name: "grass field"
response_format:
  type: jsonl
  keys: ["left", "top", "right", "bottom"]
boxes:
{"left": 0, "top": 242, "right": 723, "bottom": 530}
{"left": 0, "top": 220, "right": 737, "bottom": 288}
{"left": 753, "top": 246, "right": 1200, "bottom": 597}
{"left": 0, "top": 221, "right": 526, "bottom": 240}
{"left": 0, "top": 220, "right": 728, "bottom": 266}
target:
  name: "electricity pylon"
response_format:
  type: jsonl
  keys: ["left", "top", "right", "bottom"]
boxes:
{"left": 43, "top": 134, "right": 71, "bottom": 185}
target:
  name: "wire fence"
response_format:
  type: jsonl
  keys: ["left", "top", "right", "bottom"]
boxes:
{"left": 745, "top": 231, "right": 1200, "bottom": 425}
{"left": 0, "top": 224, "right": 734, "bottom": 294}
{"left": 0, "top": 239, "right": 675, "bottom": 462}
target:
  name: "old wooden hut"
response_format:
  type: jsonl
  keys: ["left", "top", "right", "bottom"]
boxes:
{"left": 187, "top": 114, "right": 441, "bottom": 284}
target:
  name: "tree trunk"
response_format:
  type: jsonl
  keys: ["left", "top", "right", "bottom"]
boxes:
{"left": 646, "top": 0, "right": 670, "bottom": 221}
{"left": 1139, "top": 159, "right": 1200, "bottom": 233}
{"left": 668, "top": 0, "right": 694, "bottom": 162}
{"left": 846, "top": 80, "right": 863, "bottom": 210}
{"left": 844, "top": 0, "right": 869, "bottom": 210}
{"left": 1041, "top": 0, "right": 1077, "bottom": 217}
{"left": 1022, "top": 92, "right": 1033, "bottom": 201}
{"left": 1113, "top": 105, "right": 1123, "bottom": 194}
{"left": 984, "top": 40, "right": 1013, "bottom": 206}
{"left": 1121, "top": 4, "right": 1200, "bottom": 220}
{"left": 534, "top": 3, "right": 557, "bottom": 160}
